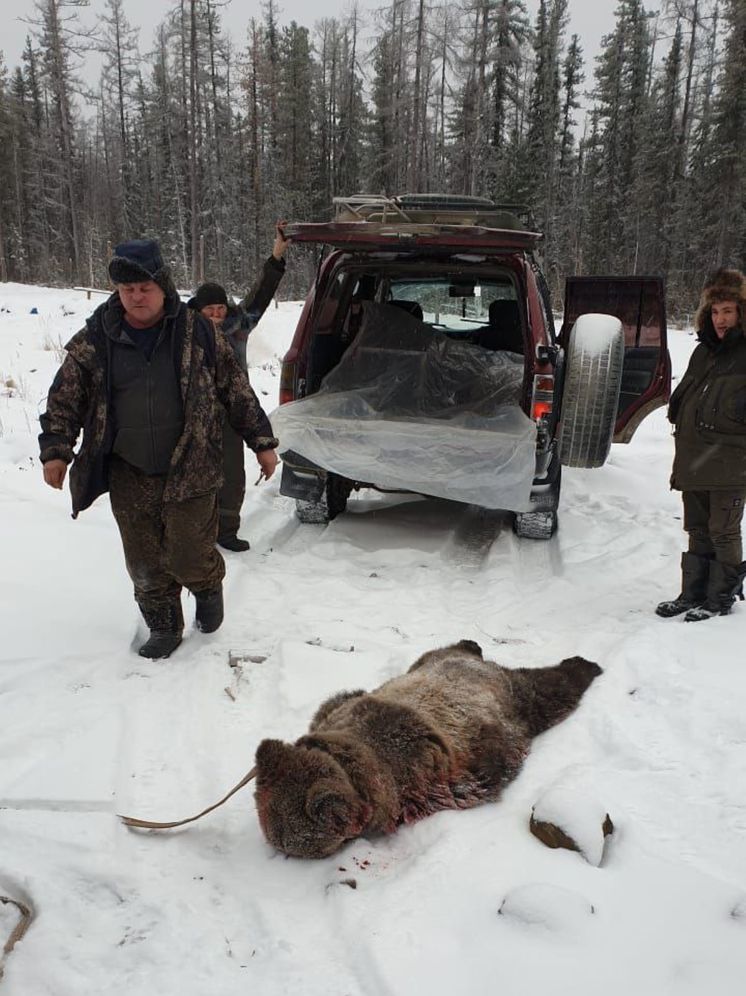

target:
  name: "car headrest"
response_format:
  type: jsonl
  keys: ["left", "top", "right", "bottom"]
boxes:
{"left": 488, "top": 299, "right": 520, "bottom": 328}
{"left": 485, "top": 299, "right": 523, "bottom": 352}
{"left": 389, "top": 300, "right": 424, "bottom": 321}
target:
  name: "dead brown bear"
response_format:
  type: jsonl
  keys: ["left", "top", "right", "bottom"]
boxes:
{"left": 254, "top": 641, "right": 601, "bottom": 858}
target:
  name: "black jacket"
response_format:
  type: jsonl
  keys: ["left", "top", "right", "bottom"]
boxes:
{"left": 669, "top": 321, "right": 746, "bottom": 491}
{"left": 188, "top": 255, "right": 285, "bottom": 373}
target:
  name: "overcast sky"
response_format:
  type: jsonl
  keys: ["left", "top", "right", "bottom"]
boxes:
{"left": 3, "top": 0, "right": 619, "bottom": 80}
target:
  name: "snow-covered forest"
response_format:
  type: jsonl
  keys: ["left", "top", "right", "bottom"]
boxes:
{"left": 0, "top": 0, "right": 744, "bottom": 309}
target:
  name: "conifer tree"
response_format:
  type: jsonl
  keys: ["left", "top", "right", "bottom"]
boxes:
{"left": 32, "top": 0, "right": 93, "bottom": 282}
{"left": 99, "top": 0, "right": 140, "bottom": 237}
{"left": 583, "top": 0, "right": 653, "bottom": 273}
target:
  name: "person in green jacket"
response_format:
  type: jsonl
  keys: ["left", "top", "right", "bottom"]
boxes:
{"left": 188, "top": 223, "right": 289, "bottom": 551}
{"left": 656, "top": 268, "right": 746, "bottom": 621}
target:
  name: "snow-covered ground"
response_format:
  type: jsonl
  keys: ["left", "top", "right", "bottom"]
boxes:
{"left": 1, "top": 283, "right": 744, "bottom": 995}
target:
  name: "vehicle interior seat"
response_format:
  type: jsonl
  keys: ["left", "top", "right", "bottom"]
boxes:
{"left": 617, "top": 345, "right": 660, "bottom": 415}
{"left": 388, "top": 300, "right": 424, "bottom": 321}
{"left": 475, "top": 300, "right": 524, "bottom": 353}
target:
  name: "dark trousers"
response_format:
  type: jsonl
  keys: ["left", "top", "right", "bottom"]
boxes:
{"left": 109, "top": 457, "right": 225, "bottom": 616}
{"left": 218, "top": 419, "right": 246, "bottom": 539}
{"left": 683, "top": 490, "right": 746, "bottom": 564}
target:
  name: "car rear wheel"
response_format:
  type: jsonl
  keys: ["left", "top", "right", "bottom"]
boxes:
{"left": 513, "top": 510, "right": 558, "bottom": 540}
{"left": 295, "top": 495, "right": 331, "bottom": 524}
{"left": 559, "top": 314, "right": 624, "bottom": 468}
{"left": 295, "top": 473, "right": 352, "bottom": 524}
{"left": 511, "top": 452, "right": 561, "bottom": 540}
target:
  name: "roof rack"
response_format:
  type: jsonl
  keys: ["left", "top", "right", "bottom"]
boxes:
{"left": 332, "top": 194, "right": 539, "bottom": 234}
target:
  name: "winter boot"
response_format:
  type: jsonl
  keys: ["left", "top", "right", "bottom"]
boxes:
{"left": 138, "top": 601, "right": 184, "bottom": 659}
{"left": 217, "top": 533, "right": 251, "bottom": 552}
{"left": 655, "top": 552, "right": 711, "bottom": 618}
{"left": 194, "top": 585, "right": 224, "bottom": 633}
{"left": 684, "top": 560, "right": 746, "bottom": 622}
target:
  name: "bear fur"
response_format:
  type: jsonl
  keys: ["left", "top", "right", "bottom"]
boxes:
{"left": 254, "top": 641, "right": 602, "bottom": 858}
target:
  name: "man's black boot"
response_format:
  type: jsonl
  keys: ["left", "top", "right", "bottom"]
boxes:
{"left": 684, "top": 560, "right": 746, "bottom": 622}
{"left": 138, "top": 601, "right": 184, "bottom": 659}
{"left": 139, "top": 631, "right": 183, "bottom": 659}
{"left": 656, "top": 552, "right": 711, "bottom": 617}
{"left": 195, "top": 585, "right": 224, "bottom": 633}
{"left": 217, "top": 533, "right": 251, "bottom": 552}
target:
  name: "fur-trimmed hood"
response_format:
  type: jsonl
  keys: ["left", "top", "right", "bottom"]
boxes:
{"left": 695, "top": 267, "right": 746, "bottom": 343}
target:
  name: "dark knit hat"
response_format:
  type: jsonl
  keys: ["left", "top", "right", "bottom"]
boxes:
{"left": 695, "top": 267, "right": 746, "bottom": 333}
{"left": 189, "top": 282, "right": 229, "bottom": 312}
{"left": 108, "top": 239, "right": 173, "bottom": 294}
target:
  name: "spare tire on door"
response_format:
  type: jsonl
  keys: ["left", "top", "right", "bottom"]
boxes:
{"left": 559, "top": 314, "right": 624, "bottom": 468}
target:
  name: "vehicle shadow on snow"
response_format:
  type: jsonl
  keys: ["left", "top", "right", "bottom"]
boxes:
{"left": 450, "top": 505, "right": 513, "bottom": 566}
{"left": 267, "top": 493, "right": 512, "bottom": 566}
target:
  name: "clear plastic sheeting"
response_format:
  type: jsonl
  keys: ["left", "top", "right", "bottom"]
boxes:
{"left": 271, "top": 301, "right": 538, "bottom": 510}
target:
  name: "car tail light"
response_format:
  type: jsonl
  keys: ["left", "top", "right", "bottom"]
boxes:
{"left": 531, "top": 374, "right": 554, "bottom": 421}
{"left": 279, "top": 362, "right": 296, "bottom": 405}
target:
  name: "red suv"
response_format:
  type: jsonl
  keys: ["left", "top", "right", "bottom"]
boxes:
{"left": 274, "top": 194, "right": 670, "bottom": 539}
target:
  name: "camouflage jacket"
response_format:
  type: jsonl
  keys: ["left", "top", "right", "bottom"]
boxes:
{"left": 39, "top": 290, "right": 279, "bottom": 517}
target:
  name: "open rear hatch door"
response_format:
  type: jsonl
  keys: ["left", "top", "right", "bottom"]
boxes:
{"left": 560, "top": 276, "right": 671, "bottom": 442}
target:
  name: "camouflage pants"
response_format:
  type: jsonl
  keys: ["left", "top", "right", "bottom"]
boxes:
{"left": 218, "top": 419, "right": 246, "bottom": 539}
{"left": 109, "top": 457, "right": 225, "bottom": 617}
{"left": 683, "top": 489, "right": 746, "bottom": 564}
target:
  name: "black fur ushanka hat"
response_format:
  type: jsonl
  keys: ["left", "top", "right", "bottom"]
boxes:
{"left": 695, "top": 267, "right": 746, "bottom": 333}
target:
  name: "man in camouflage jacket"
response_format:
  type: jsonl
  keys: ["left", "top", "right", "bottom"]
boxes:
{"left": 188, "top": 223, "right": 289, "bottom": 551}
{"left": 39, "top": 239, "right": 279, "bottom": 658}
{"left": 656, "top": 267, "right": 746, "bottom": 621}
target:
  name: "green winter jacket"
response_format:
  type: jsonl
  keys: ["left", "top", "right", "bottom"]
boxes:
{"left": 39, "top": 290, "right": 278, "bottom": 517}
{"left": 669, "top": 326, "right": 746, "bottom": 491}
